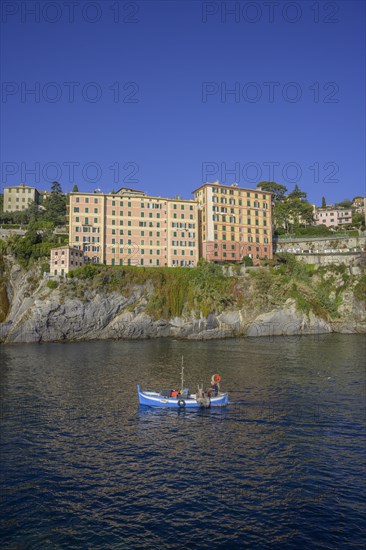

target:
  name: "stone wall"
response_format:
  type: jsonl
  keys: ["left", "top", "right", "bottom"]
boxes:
{"left": 295, "top": 253, "right": 364, "bottom": 269}
{"left": 274, "top": 234, "right": 366, "bottom": 254}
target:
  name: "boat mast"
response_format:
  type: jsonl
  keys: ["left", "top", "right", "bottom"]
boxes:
{"left": 181, "top": 356, "right": 184, "bottom": 394}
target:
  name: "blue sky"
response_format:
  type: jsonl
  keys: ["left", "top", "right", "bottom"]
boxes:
{"left": 1, "top": 0, "right": 365, "bottom": 205}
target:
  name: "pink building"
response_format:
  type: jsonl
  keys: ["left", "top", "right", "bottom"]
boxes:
{"left": 68, "top": 187, "right": 199, "bottom": 267}
{"left": 314, "top": 207, "right": 352, "bottom": 227}
{"left": 50, "top": 246, "right": 84, "bottom": 276}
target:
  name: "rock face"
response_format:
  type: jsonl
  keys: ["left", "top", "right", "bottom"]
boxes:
{"left": 0, "top": 258, "right": 365, "bottom": 343}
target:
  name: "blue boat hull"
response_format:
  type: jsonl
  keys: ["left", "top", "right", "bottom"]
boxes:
{"left": 137, "top": 385, "right": 229, "bottom": 408}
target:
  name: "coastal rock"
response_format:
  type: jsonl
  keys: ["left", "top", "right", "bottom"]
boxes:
{"left": 0, "top": 257, "right": 365, "bottom": 343}
{"left": 246, "top": 307, "right": 332, "bottom": 337}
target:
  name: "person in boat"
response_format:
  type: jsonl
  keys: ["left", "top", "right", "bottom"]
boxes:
{"left": 206, "top": 374, "right": 221, "bottom": 397}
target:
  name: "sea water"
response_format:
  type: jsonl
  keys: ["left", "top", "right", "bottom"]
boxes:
{"left": 0, "top": 335, "right": 365, "bottom": 548}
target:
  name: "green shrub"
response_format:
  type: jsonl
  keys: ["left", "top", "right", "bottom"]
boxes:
{"left": 0, "top": 224, "right": 22, "bottom": 229}
{"left": 293, "top": 225, "right": 332, "bottom": 237}
{"left": 29, "top": 220, "right": 55, "bottom": 230}
{"left": 242, "top": 256, "right": 253, "bottom": 267}
{"left": 353, "top": 275, "right": 366, "bottom": 301}
{"left": 47, "top": 280, "right": 58, "bottom": 289}
{"left": 67, "top": 264, "right": 100, "bottom": 279}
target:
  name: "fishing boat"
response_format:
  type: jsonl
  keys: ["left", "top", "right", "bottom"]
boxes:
{"left": 137, "top": 359, "right": 229, "bottom": 409}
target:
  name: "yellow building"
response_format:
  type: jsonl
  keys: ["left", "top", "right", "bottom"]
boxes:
{"left": 68, "top": 187, "right": 199, "bottom": 267}
{"left": 3, "top": 183, "right": 39, "bottom": 212}
{"left": 193, "top": 181, "right": 273, "bottom": 264}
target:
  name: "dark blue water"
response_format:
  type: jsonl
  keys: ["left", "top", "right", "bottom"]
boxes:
{"left": 1, "top": 335, "right": 365, "bottom": 549}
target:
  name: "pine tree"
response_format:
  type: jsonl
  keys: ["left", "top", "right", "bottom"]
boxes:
{"left": 51, "top": 181, "right": 62, "bottom": 194}
{"left": 257, "top": 181, "right": 287, "bottom": 201}
{"left": 288, "top": 184, "right": 307, "bottom": 200}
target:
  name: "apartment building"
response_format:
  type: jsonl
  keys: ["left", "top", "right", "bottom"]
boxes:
{"left": 193, "top": 182, "right": 273, "bottom": 263}
{"left": 38, "top": 190, "right": 52, "bottom": 207}
{"left": 352, "top": 196, "right": 365, "bottom": 214}
{"left": 50, "top": 246, "right": 84, "bottom": 276}
{"left": 3, "top": 183, "right": 40, "bottom": 212}
{"left": 314, "top": 207, "right": 352, "bottom": 227}
{"left": 68, "top": 187, "right": 199, "bottom": 267}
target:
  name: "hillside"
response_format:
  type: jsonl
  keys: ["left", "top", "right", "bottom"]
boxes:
{"left": 0, "top": 256, "right": 365, "bottom": 343}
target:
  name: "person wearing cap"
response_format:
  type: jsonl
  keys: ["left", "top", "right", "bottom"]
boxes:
{"left": 207, "top": 374, "right": 221, "bottom": 396}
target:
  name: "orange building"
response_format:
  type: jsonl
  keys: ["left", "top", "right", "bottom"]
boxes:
{"left": 68, "top": 187, "right": 199, "bottom": 267}
{"left": 193, "top": 182, "right": 273, "bottom": 264}
{"left": 50, "top": 246, "right": 84, "bottom": 276}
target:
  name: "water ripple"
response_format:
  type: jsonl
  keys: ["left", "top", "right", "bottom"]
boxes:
{"left": 1, "top": 336, "right": 365, "bottom": 548}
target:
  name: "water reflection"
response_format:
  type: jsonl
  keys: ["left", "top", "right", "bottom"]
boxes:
{"left": 0, "top": 335, "right": 365, "bottom": 548}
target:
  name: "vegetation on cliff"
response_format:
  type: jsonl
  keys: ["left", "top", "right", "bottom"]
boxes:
{"left": 0, "top": 240, "right": 364, "bottom": 327}
{"left": 0, "top": 253, "right": 9, "bottom": 322}
{"left": 1, "top": 230, "right": 67, "bottom": 269}
{"left": 66, "top": 260, "right": 238, "bottom": 318}
{"left": 60, "top": 256, "right": 365, "bottom": 322}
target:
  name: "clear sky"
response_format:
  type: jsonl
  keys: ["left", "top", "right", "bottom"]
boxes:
{"left": 1, "top": 0, "right": 365, "bottom": 205}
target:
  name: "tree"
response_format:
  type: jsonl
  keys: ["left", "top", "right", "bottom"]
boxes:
{"left": 51, "top": 181, "right": 62, "bottom": 194}
{"left": 336, "top": 199, "right": 352, "bottom": 209}
{"left": 289, "top": 198, "right": 314, "bottom": 228}
{"left": 352, "top": 212, "right": 365, "bottom": 228}
{"left": 42, "top": 193, "right": 67, "bottom": 225}
{"left": 257, "top": 181, "right": 287, "bottom": 202}
{"left": 72, "top": 184, "right": 79, "bottom": 193}
{"left": 321, "top": 196, "right": 326, "bottom": 208}
{"left": 274, "top": 195, "right": 314, "bottom": 233}
{"left": 0, "top": 193, "right": 3, "bottom": 213}
{"left": 273, "top": 201, "right": 291, "bottom": 232}
{"left": 288, "top": 184, "right": 307, "bottom": 200}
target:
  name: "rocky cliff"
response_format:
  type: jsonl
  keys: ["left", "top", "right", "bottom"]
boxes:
{"left": 0, "top": 256, "right": 365, "bottom": 343}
